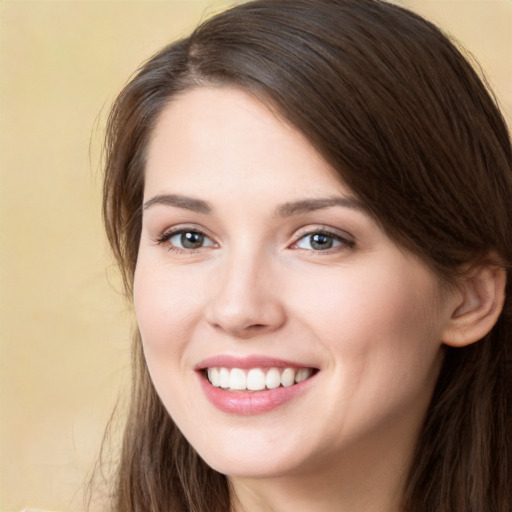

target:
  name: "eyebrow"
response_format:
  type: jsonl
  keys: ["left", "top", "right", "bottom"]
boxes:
{"left": 143, "top": 193, "right": 366, "bottom": 217}
{"left": 143, "top": 194, "right": 212, "bottom": 213}
{"left": 273, "top": 196, "right": 367, "bottom": 218}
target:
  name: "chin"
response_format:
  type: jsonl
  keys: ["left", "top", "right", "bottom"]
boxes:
{"left": 205, "top": 456, "right": 296, "bottom": 480}
{"left": 191, "top": 434, "right": 310, "bottom": 479}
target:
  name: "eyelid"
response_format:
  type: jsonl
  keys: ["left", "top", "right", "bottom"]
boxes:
{"left": 290, "top": 226, "right": 355, "bottom": 251}
{"left": 152, "top": 224, "right": 218, "bottom": 252}
{"left": 151, "top": 223, "right": 355, "bottom": 253}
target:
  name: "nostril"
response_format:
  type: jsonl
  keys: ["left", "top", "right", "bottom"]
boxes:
{"left": 206, "top": 297, "right": 287, "bottom": 337}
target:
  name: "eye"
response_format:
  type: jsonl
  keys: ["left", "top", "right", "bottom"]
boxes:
{"left": 293, "top": 230, "right": 353, "bottom": 251}
{"left": 156, "top": 228, "right": 216, "bottom": 252}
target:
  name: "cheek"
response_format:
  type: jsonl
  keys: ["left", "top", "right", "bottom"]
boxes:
{"left": 289, "top": 261, "right": 445, "bottom": 396}
{"left": 133, "top": 262, "right": 199, "bottom": 367}
{"left": 287, "top": 263, "right": 445, "bottom": 443}
{"left": 133, "top": 264, "right": 205, "bottom": 428}
{"left": 293, "top": 263, "right": 440, "bottom": 343}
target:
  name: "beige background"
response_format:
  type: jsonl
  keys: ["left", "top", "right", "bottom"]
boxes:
{"left": 0, "top": 1, "right": 511, "bottom": 511}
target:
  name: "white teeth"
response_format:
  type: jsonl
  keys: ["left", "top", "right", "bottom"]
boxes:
{"left": 206, "top": 366, "right": 314, "bottom": 391}
{"left": 265, "top": 367, "right": 281, "bottom": 389}
{"left": 281, "top": 368, "right": 295, "bottom": 387}
{"left": 229, "top": 368, "right": 246, "bottom": 390}
{"left": 219, "top": 367, "right": 230, "bottom": 389}
{"left": 247, "top": 368, "right": 266, "bottom": 391}
{"left": 295, "top": 368, "right": 312, "bottom": 383}
{"left": 208, "top": 367, "right": 220, "bottom": 387}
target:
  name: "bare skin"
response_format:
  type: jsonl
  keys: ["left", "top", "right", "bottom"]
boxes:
{"left": 135, "top": 86, "right": 502, "bottom": 511}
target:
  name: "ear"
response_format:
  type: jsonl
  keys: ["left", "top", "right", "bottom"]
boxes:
{"left": 442, "top": 262, "right": 506, "bottom": 347}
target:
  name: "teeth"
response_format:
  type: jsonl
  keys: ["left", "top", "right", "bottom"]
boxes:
{"left": 247, "top": 368, "right": 266, "bottom": 391}
{"left": 266, "top": 367, "right": 281, "bottom": 389}
{"left": 206, "top": 366, "right": 314, "bottom": 391}
{"left": 207, "top": 367, "right": 220, "bottom": 387}
{"left": 219, "top": 367, "right": 230, "bottom": 389}
{"left": 281, "top": 368, "right": 295, "bottom": 387}
{"left": 295, "top": 368, "right": 311, "bottom": 383}
{"left": 229, "top": 368, "right": 246, "bottom": 390}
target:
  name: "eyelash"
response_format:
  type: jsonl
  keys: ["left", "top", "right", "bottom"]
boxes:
{"left": 153, "top": 227, "right": 355, "bottom": 254}
{"left": 292, "top": 228, "right": 355, "bottom": 252}
{"left": 153, "top": 228, "right": 217, "bottom": 254}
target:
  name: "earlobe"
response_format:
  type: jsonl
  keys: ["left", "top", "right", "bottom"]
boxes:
{"left": 442, "top": 263, "right": 506, "bottom": 348}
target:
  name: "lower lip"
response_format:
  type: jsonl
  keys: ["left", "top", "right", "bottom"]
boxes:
{"left": 198, "top": 372, "right": 316, "bottom": 415}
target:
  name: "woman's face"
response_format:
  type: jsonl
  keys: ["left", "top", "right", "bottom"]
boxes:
{"left": 135, "top": 86, "right": 454, "bottom": 479}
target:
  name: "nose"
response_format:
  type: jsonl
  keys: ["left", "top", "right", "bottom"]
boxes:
{"left": 204, "top": 251, "right": 286, "bottom": 339}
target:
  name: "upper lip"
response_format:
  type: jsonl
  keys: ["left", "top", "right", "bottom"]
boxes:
{"left": 195, "top": 354, "right": 318, "bottom": 371}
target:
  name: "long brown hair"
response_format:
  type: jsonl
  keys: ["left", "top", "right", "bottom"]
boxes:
{"left": 101, "top": 1, "right": 512, "bottom": 510}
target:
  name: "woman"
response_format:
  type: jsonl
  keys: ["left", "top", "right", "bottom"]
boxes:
{"left": 101, "top": 0, "right": 511, "bottom": 510}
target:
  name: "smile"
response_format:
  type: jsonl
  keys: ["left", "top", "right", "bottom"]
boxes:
{"left": 196, "top": 356, "right": 319, "bottom": 414}
{"left": 206, "top": 367, "right": 315, "bottom": 391}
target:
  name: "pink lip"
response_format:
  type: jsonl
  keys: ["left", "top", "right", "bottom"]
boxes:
{"left": 195, "top": 355, "right": 318, "bottom": 415}
{"left": 195, "top": 354, "right": 315, "bottom": 370}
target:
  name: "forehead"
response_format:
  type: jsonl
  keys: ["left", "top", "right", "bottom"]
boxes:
{"left": 144, "top": 86, "right": 349, "bottom": 201}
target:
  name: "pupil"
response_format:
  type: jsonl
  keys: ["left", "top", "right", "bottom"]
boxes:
{"left": 182, "top": 231, "right": 203, "bottom": 249}
{"left": 311, "top": 234, "right": 332, "bottom": 250}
